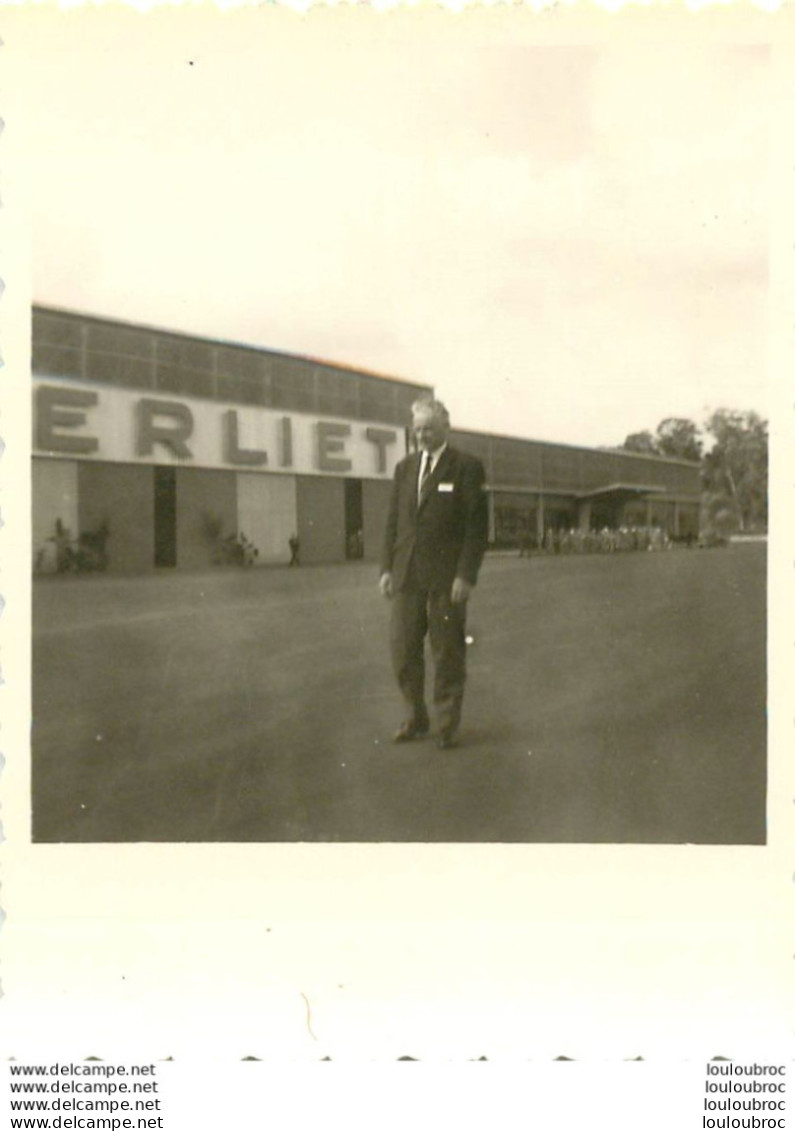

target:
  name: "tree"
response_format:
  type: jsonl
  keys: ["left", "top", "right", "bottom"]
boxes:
{"left": 655, "top": 417, "right": 703, "bottom": 462}
{"left": 620, "top": 419, "right": 702, "bottom": 461}
{"left": 621, "top": 430, "right": 658, "bottom": 455}
{"left": 618, "top": 408, "right": 768, "bottom": 536}
{"left": 702, "top": 409, "right": 767, "bottom": 534}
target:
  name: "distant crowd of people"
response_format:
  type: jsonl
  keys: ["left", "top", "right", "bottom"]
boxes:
{"left": 518, "top": 525, "right": 683, "bottom": 557}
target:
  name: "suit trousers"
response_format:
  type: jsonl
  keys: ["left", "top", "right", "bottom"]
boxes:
{"left": 390, "top": 584, "right": 467, "bottom": 735}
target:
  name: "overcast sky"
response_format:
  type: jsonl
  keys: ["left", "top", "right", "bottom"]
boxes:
{"left": 7, "top": 9, "right": 771, "bottom": 448}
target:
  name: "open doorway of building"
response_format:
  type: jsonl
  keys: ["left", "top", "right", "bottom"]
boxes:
{"left": 154, "top": 466, "right": 177, "bottom": 568}
{"left": 344, "top": 478, "right": 364, "bottom": 560}
{"left": 591, "top": 502, "right": 619, "bottom": 530}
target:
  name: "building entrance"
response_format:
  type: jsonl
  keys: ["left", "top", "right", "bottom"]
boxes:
{"left": 590, "top": 502, "right": 619, "bottom": 529}
{"left": 154, "top": 466, "right": 177, "bottom": 567}
{"left": 344, "top": 478, "right": 364, "bottom": 560}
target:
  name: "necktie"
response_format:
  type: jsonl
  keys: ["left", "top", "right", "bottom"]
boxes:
{"left": 419, "top": 453, "right": 432, "bottom": 499}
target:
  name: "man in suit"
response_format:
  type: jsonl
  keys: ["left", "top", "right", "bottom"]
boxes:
{"left": 379, "top": 397, "right": 489, "bottom": 749}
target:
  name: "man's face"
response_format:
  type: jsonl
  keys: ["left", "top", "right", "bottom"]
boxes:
{"left": 412, "top": 409, "right": 448, "bottom": 454}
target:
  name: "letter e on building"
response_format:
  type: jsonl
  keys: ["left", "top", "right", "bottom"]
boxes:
{"left": 317, "top": 421, "right": 352, "bottom": 472}
{"left": 35, "top": 385, "right": 99, "bottom": 455}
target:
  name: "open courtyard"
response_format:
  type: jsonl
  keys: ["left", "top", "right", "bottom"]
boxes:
{"left": 32, "top": 543, "right": 766, "bottom": 844}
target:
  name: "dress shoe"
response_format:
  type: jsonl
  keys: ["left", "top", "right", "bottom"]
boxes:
{"left": 393, "top": 719, "right": 430, "bottom": 743}
{"left": 436, "top": 730, "right": 459, "bottom": 750}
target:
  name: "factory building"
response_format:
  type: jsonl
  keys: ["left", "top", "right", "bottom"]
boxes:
{"left": 450, "top": 429, "right": 701, "bottom": 549}
{"left": 32, "top": 307, "right": 429, "bottom": 572}
{"left": 31, "top": 307, "right": 701, "bottom": 573}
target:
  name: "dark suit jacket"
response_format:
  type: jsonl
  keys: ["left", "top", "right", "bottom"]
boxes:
{"left": 381, "top": 445, "right": 489, "bottom": 592}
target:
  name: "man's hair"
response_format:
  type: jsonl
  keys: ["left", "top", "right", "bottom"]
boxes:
{"left": 411, "top": 397, "right": 450, "bottom": 427}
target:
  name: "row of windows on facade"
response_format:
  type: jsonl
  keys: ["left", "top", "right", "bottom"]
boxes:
{"left": 32, "top": 315, "right": 426, "bottom": 426}
{"left": 453, "top": 434, "right": 700, "bottom": 495}
{"left": 494, "top": 500, "right": 698, "bottom": 526}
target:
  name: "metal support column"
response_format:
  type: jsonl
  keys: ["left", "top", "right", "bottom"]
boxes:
{"left": 487, "top": 489, "right": 496, "bottom": 543}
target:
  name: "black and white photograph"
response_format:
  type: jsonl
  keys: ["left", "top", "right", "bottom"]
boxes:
{"left": 2, "top": 0, "right": 794, "bottom": 1085}
{"left": 12, "top": 11, "right": 772, "bottom": 847}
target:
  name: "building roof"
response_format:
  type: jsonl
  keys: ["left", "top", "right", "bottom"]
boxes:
{"left": 32, "top": 304, "right": 431, "bottom": 393}
{"left": 451, "top": 426, "right": 701, "bottom": 468}
{"left": 576, "top": 482, "right": 668, "bottom": 500}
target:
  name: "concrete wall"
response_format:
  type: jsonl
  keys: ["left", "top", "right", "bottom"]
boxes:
{"left": 237, "top": 473, "right": 297, "bottom": 565}
{"left": 176, "top": 467, "right": 237, "bottom": 570}
{"left": 362, "top": 479, "right": 392, "bottom": 563}
{"left": 78, "top": 462, "right": 155, "bottom": 573}
{"left": 296, "top": 476, "right": 346, "bottom": 563}
{"left": 32, "top": 458, "right": 78, "bottom": 573}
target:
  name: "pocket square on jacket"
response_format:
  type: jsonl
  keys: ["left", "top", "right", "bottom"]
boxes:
{"left": 437, "top": 483, "right": 454, "bottom": 492}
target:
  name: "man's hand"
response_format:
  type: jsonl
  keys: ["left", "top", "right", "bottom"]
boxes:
{"left": 379, "top": 572, "right": 394, "bottom": 599}
{"left": 451, "top": 577, "right": 471, "bottom": 605}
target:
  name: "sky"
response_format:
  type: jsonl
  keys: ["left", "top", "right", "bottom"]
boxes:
{"left": 6, "top": 8, "right": 771, "bottom": 449}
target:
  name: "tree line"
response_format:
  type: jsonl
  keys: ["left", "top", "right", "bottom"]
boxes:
{"left": 620, "top": 409, "right": 767, "bottom": 536}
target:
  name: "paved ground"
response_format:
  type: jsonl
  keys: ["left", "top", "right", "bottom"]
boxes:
{"left": 32, "top": 544, "right": 766, "bottom": 844}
